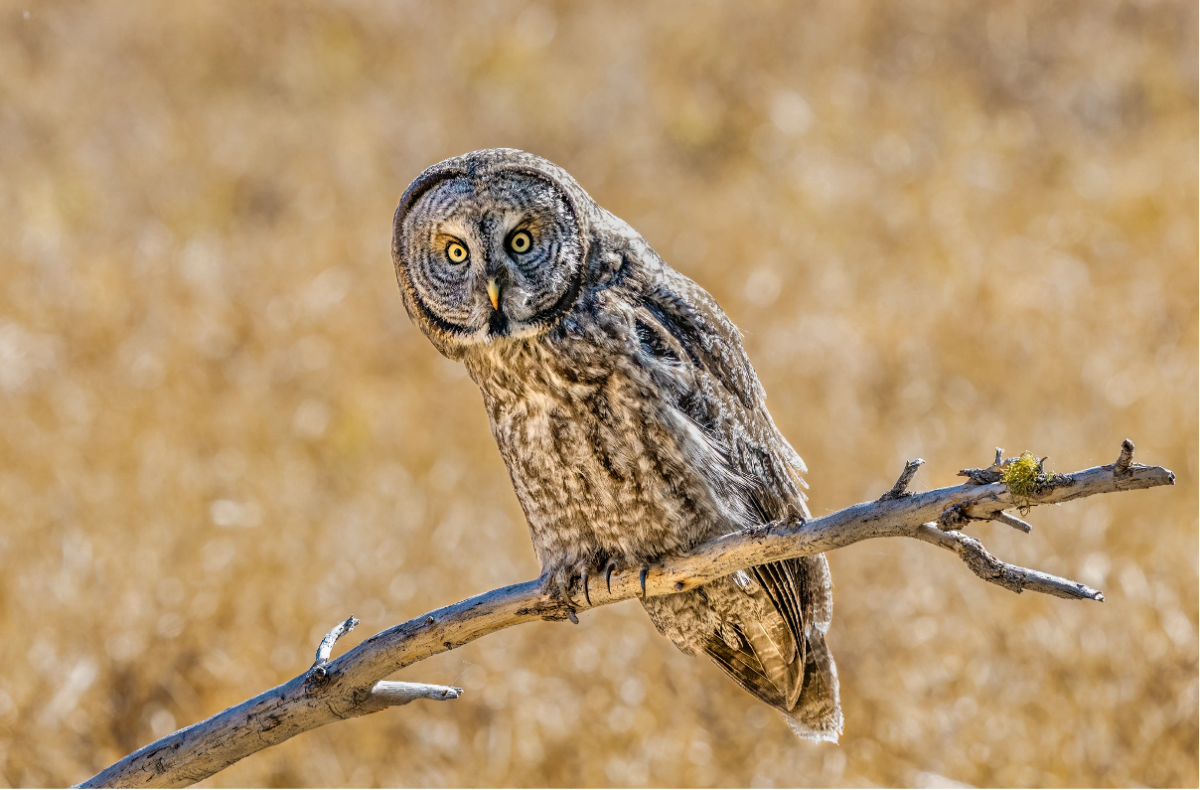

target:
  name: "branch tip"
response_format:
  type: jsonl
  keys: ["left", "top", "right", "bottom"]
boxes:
{"left": 991, "top": 510, "right": 1034, "bottom": 534}
{"left": 879, "top": 458, "right": 925, "bottom": 501}
{"left": 367, "top": 681, "right": 464, "bottom": 709}
{"left": 311, "top": 616, "right": 359, "bottom": 678}
{"left": 1114, "top": 439, "right": 1135, "bottom": 476}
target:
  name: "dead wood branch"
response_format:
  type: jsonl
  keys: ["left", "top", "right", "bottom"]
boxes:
{"left": 77, "top": 441, "right": 1174, "bottom": 789}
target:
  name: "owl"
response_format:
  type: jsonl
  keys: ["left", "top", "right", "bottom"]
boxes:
{"left": 391, "top": 148, "right": 842, "bottom": 741}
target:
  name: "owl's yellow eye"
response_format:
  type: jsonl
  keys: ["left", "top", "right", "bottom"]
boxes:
{"left": 508, "top": 230, "right": 532, "bottom": 254}
{"left": 446, "top": 241, "right": 469, "bottom": 264}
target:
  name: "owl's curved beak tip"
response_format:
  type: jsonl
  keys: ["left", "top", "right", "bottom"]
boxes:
{"left": 486, "top": 278, "right": 501, "bottom": 311}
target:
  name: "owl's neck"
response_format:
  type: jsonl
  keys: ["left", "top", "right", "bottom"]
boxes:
{"left": 461, "top": 325, "right": 612, "bottom": 409}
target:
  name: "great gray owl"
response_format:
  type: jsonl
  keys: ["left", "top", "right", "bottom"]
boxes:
{"left": 391, "top": 148, "right": 842, "bottom": 741}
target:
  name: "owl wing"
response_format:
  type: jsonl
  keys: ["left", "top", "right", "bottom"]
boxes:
{"left": 635, "top": 263, "right": 810, "bottom": 523}
{"left": 632, "top": 259, "right": 842, "bottom": 740}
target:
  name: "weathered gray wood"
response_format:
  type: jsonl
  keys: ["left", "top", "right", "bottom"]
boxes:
{"left": 77, "top": 441, "right": 1174, "bottom": 789}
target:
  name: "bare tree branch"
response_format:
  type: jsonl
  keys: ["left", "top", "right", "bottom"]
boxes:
{"left": 911, "top": 523, "right": 1101, "bottom": 600}
{"left": 77, "top": 441, "right": 1175, "bottom": 789}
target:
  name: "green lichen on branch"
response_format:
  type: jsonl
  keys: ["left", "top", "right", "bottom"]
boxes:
{"left": 1001, "top": 451, "right": 1073, "bottom": 513}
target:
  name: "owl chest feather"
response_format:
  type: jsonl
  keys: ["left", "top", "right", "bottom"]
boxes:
{"left": 464, "top": 335, "right": 730, "bottom": 574}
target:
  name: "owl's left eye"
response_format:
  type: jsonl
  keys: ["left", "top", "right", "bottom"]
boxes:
{"left": 507, "top": 230, "right": 533, "bottom": 254}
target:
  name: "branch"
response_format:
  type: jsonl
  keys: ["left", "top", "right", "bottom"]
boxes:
{"left": 78, "top": 441, "right": 1174, "bottom": 789}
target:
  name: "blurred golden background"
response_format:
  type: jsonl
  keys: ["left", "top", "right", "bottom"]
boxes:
{"left": 1, "top": 1, "right": 1196, "bottom": 787}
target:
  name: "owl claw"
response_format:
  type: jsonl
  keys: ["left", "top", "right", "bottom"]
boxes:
{"left": 604, "top": 560, "right": 618, "bottom": 593}
{"left": 580, "top": 567, "right": 592, "bottom": 606}
{"left": 639, "top": 565, "right": 649, "bottom": 598}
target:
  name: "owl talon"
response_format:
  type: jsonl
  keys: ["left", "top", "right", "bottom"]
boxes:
{"left": 580, "top": 567, "right": 592, "bottom": 606}
{"left": 604, "top": 560, "right": 619, "bottom": 593}
{"left": 639, "top": 565, "right": 649, "bottom": 598}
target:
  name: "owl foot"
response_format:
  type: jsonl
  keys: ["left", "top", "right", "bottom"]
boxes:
{"left": 542, "top": 560, "right": 618, "bottom": 621}
{"left": 639, "top": 565, "right": 650, "bottom": 598}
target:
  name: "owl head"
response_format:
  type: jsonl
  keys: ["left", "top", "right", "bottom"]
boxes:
{"left": 392, "top": 149, "right": 596, "bottom": 359}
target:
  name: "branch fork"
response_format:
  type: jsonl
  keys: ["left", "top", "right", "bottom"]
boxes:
{"left": 309, "top": 616, "right": 462, "bottom": 713}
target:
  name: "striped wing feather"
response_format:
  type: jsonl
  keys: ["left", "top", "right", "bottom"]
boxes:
{"left": 640, "top": 263, "right": 840, "bottom": 734}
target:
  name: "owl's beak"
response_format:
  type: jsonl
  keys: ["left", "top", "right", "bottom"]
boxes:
{"left": 486, "top": 278, "right": 501, "bottom": 311}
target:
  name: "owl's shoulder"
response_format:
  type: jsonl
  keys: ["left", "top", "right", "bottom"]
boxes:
{"left": 580, "top": 225, "right": 809, "bottom": 483}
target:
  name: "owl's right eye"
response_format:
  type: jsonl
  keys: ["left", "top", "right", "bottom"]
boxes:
{"left": 445, "top": 241, "right": 469, "bottom": 264}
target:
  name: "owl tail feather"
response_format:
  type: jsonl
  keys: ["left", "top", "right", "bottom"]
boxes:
{"left": 782, "top": 629, "right": 844, "bottom": 743}
{"left": 702, "top": 619, "right": 843, "bottom": 743}
{"left": 641, "top": 558, "right": 843, "bottom": 742}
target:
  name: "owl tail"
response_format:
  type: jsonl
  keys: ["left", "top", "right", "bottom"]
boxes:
{"left": 782, "top": 628, "right": 843, "bottom": 742}
{"left": 642, "top": 554, "right": 843, "bottom": 741}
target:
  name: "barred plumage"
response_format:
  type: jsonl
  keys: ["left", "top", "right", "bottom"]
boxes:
{"left": 392, "top": 148, "right": 842, "bottom": 740}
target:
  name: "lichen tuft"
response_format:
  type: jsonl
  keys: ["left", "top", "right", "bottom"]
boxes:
{"left": 1002, "top": 451, "right": 1047, "bottom": 513}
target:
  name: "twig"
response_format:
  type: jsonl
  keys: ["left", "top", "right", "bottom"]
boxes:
{"left": 879, "top": 458, "right": 925, "bottom": 501}
{"left": 912, "top": 524, "right": 1100, "bottom": 600}
{"left": 1112, "top": 438, "right": 1136, "bottom": 477}
{"left": 991, "top": 510, "right": 1034, "bottom": 534}
{"left": 311, "top": 616, "right": 358, "bottom": 679}
{"left": 77, "top": 441, "right": 1174, "bottom": 789}
{"left": 356, "top": 681, "right": 463, "bottom": 714}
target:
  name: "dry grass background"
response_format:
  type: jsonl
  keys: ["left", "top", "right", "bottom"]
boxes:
{"left": 0, "top": 1, "right": 1196, "bottom": 787}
